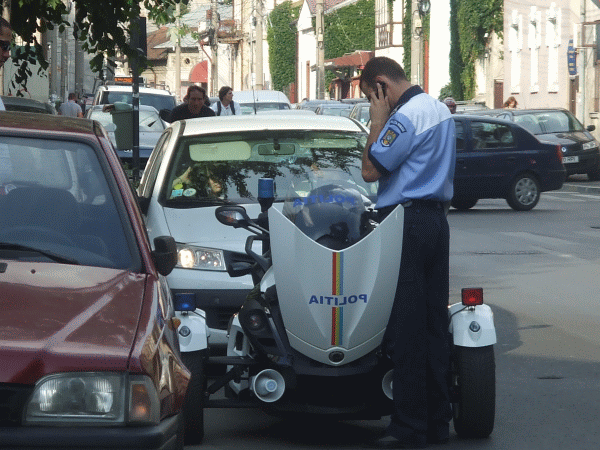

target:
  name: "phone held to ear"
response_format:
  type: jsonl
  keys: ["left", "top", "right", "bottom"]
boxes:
{"left": 376, "top": 82, "right": 387, "bottom": 99}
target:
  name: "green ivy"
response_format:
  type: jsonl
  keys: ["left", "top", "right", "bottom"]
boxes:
{"left": 402, "top": 1, "right": 411, "bottom": 79}
{"left": 323, "top": 0, "right": 375, "bottom": 59}
{"left": 451, "top": 0, "right": 503, "bottom": 100}
{"left": 267, "top": 2, "right": 300, "bottom": 92}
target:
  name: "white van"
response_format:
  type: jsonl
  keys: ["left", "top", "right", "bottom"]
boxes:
{"left": 233, "top": 90, "right": 291, "bottom": 114}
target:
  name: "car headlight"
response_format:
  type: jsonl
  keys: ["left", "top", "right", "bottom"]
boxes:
{"left": 24, "top": 373, "right": 159, "bottom": 426}
{"left": 176, "top": 244, "right": 226, "bottom": 271}
{"left": 582, "top": 141, "right": 598, "bottom": 151}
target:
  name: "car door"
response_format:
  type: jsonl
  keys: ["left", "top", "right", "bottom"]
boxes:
{"left": 454, "top": 118, "right": 524, "bottom": 198}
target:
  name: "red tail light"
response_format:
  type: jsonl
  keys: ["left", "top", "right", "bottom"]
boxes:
{"left": 556, "top": 144, "right": 563, "bottom": 163}
{"left": 462, "top": 288, "right": 483, "bottom": 306}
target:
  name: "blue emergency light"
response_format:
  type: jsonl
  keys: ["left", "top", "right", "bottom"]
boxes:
{"left": 174, "top": 293, "right": 196, "bottom": 311}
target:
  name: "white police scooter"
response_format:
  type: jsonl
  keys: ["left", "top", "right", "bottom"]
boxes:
{"left": 175, "top": 171, "right": 496, "bottom": 444}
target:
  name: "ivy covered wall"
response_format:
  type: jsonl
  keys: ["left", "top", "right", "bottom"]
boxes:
{"left": 266, "top": 2, "right": 301, "bottom": 92}
{"left": 450, "top": 0, "right": 503, "bottom": 100}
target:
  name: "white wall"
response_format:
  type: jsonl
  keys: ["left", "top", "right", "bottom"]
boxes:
{"left": 428, "top": 0, "right": 451, "bottom": 99}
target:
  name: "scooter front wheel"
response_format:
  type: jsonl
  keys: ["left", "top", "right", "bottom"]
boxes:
{"left": 182, "top": 350, "right": 207, "bottom": 445}
{"left": 451, "top": 345, "right": 495, "bottom": 438}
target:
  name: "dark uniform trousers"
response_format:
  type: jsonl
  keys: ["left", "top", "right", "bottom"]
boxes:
{"left": 380, "top": 199, "right": 452, "bottom": 446}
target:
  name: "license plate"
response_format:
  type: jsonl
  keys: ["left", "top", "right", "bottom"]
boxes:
{"left": 563, "top": 156, "right": 579, "bottom": 163}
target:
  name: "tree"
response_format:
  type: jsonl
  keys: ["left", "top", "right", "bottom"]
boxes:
{"left": 6, "top": 0, "right": 181, "bottom": 92}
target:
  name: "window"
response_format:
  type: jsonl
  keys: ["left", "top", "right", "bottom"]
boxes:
{"left": 471, "top": 122, "right": 515, "bottom": 149}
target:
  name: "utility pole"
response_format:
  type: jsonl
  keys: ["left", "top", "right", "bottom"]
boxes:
{"left": 315, "top": 0, "right": 325, "bottom": 99}
{"left": 50, "top": 26, "right": 59, "bottom": 98}
{"left": 175, "top": 2, "right": 181, "bottom": 101}
{"left": 254, "top": 0, "right": 263, "bottom": 90}
{"left": 212, "top": 0, "right": 219, "bottom": 95}
{"left": 74, "top": 6, "right": 84, "bottom": 97}
{"left": 60, "top": 25, "right": 68, "bottom": 100}
{"left": 411, "top": 0, "right": 430, "bottom": 87}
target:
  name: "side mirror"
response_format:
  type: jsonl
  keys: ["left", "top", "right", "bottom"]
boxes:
{"left": 152, "top": 236, "right": 177, "bottom": 276}
{"left": 159, "top": 109, "right": 172, "bottom": 123}
{"left": 215, "top": 205, "right": 251, "bottom": 228}
{"left": 587, "top": 124, "right": 596, "bottom": 132}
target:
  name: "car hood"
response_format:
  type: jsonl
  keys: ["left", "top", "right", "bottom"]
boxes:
{"left": 163, "top": 203, "right": 283, "bottom": 252}
{"left": 0, "top": 262, "right": 147, "bottom": 384}
{"left": 535, "top": 131, "right": 594, "bottom": 146}
{"left": 108, "top": 130, "right": 161, "bottom": 150}
{"left": 163, "top": 203, "right": 263, "bottom": 252}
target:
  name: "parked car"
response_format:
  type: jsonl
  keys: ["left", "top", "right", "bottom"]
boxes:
{"left": 298, "top": 99, "right": 341, "bottom": 111}
{"left": 1, "top": 96, "right": 56, "bottom": 114}
{"left": 467, "top": 108, "right": 600, "bottom": 180}
{"left": 233, "top": 90, "right": 291, "bottom": 114}
{"left": 92, "top": 83, "right": 177, "bottom": 122}
{"left": 0, "top": 113, "right": 190, "bottom": 448}
{"left": 85, "top": 104, "right": 167, "bottom": 172}
{"left": 314, "top": 102, "right": 354, "bottom": 117}
{"left": 136, "top": 114, "right": 375, "bottom": 346}
{"left": 348, "top": 101, "right": 371, "bottom": 127}
{"left": 452, "top": 115, "right": 566, "bottom": 211}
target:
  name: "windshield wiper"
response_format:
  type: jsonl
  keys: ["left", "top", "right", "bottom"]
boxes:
{"left": 0, "top": 242, "right": 80, "bottom": 265}
{"left": 168, "top": 197, "right": 236, "bottom": 208}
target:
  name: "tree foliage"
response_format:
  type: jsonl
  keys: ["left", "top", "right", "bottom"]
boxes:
{"left": 266, "top": 1, "right": 299, "bottom": 92}
{"left": 450, "top": 0, "right": 503, "bottom": 100}
{"left": 6, "top": 0, "right": 182, "bottom": 92}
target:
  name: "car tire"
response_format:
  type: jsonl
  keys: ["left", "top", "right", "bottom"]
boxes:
{"left": 587, "top": 168, "right": 600, "bottom": 181}
{"left": 451, "top": 346, "right": 496, "bottom": 438}
{"left": 506, "top": 173, "right": 540, "bottom": 211}
{"left": 181, "top": 350, "right": 207, "bottom": 445}
{"left": 451, "top": 198, "right": 478, "bottom": 210}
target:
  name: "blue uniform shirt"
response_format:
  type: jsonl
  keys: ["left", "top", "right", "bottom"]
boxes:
{"left": 368, "top": 86, "right": 456, "bottom": 209}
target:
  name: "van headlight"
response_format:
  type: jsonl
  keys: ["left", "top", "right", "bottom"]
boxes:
{"left": 176, "top": 244, "right": 226, "bottom": 271}
{"left": 24, "top": 373, "right": 159, "bottom": 426}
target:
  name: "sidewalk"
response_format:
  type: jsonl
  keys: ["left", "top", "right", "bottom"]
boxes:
{"left": 561, "top": 181, "right": 600, "bottom": 194}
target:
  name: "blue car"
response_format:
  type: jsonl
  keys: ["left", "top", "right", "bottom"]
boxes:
{"left": 451, "top": 115, "right": 566, "bottom": 211}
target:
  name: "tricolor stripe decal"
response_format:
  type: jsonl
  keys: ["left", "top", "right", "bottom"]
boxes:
{"left": 331, "top": 252, "right": 343, "bottom": 346}
{"left": 332, "top": 252, "right": 343, "bottom": 295}
{"left": 331, "top": 306, "right": 343, "bottom": 346}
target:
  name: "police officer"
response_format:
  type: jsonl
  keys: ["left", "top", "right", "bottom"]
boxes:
{"left": 360, "top": 56, "right": 456, "bottom": 449}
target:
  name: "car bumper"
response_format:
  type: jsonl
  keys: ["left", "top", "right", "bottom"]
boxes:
{"left": 563, "top": 151, "right": 600, "bottom": 175}
{"left": 540, "top": 168, "right": 567, "bottom": 192}
{"left": 0, "top": 414, "right": 181, "bottom": 450}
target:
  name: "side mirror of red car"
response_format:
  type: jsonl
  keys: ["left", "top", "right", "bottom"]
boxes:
{"left": 152, "top": 236, "right": 178, "bottom": 276}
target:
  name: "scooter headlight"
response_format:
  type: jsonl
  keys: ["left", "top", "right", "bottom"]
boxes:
{"left": 176, "top": 244, "right": 226, "bottom": 271}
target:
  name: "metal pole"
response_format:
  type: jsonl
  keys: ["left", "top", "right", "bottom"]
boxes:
{"left": 175, "top": 2, "right": 181, "bottom": 101}
{"left": 254, "top": 0, "right": 263, "bottom": 90}
{"left": 212, "top": 0, "right": 219, "bottom": 95}
{"left": 410, "top": 0, "right": 421, "bottom": 86}
{"left": 316, "top": 0, "right": 324, "bottom": 99}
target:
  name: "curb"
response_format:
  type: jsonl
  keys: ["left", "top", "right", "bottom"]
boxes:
{"left": 561, "top": 182, "right": 600, "bottom": 194}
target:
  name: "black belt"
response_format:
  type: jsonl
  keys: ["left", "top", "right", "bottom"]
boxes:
{"left": 401, "top": 199, "right": 444, "bottom": 208}
{"left": 377, "top": 199, "right": 444, "bottom": 219}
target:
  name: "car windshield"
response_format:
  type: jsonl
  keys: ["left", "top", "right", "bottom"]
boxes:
{"left": 0, "top": 137, "right": 139, "bottom": 270}
{"left": 89, "top": 108, "right": 166, "bottom": 132}
{"left": 162, "top": 130, "right": 376, "bottom": 206}
{"left": 514, "top": 111, "right": 585, "bottom": 135}
{"left": 105, "top": 92, "right": 175, "bottom": 112}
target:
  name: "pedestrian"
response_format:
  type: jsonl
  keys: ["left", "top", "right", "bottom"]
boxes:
{"left": 212, "top": 86, "right": 240, "bottom": 116}
{"left": 443, "top": 97, "right": 457, "bottom": 114}
{"left": 503, "top": 96, "right": 518, "bottom": 109}
{"left": 169, "top": 85, "right": 215, "bottom": 122}
{"left": 0, "top": 18, "right": 13, "bottom": 111}
{"left": 360, "top": 56, "right": 455, "bottom": 449}
{"left": 59, "top": 92, "right": 84, "bottom": 118}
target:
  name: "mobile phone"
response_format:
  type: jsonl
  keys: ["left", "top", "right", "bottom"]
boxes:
{"left": 376, "top": 82, "right": 387, "bottom": 99}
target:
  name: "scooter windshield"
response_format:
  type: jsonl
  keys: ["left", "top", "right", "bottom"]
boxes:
{"left": 281, "top": 168, "right": 375, "bottom": 250}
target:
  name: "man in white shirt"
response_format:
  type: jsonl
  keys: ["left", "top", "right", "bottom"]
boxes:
{"left": 0, "top": 18, "right": 13, "bottom": 112}
{"left": 59, "top": 92, "right": 84, "bottom": 117}
{"left": 212, "top": 86, "right": 240, "bottom": 116}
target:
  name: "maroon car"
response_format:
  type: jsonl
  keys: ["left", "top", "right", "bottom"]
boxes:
{"left": 0, "top": 113, "right": 189, "bottom": 449}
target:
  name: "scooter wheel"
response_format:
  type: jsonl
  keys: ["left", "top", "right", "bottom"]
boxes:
{"left": 451, "top": 345, "right": 495, "bottom": 438}
{"left": 182, "top": 350, "right": 207, "bottom": 445}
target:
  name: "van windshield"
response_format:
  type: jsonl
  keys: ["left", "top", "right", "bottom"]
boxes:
{"left": 105, "top": 92, "right": 176, "bottom": 113}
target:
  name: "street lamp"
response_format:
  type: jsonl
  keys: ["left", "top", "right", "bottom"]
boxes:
{"left": 418, "top": 0, "right": 430, "bottom": 17}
